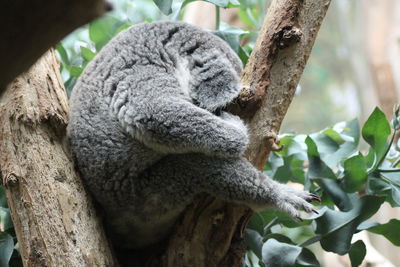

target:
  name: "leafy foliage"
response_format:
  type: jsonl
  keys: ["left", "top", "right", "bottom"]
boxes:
{"left": 246, "top": 107, "right": 400, "bottom": 266}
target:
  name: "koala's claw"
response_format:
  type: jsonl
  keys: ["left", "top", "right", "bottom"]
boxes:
{"left": 265, "top": 132, "right": 283, "bottom": 152}
{"left": 306, "top": 193, "right": 321, "bottom": 203}
{"left": 273, "top": 184, "right": 319, "bottom": 219}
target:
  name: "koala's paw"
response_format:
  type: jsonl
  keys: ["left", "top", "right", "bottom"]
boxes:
{"left": 274, "top": 185, "right": 320, "bottom": 220}
{"left": 264, "top": 132, "right": 283, "bottom": 152}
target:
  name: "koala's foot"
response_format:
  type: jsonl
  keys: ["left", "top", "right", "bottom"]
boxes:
{"left": 273, "top": 184, "right": 320, "bottom": 220}
{"left": 265, "top": 132, "right": 283, "bottom": 152}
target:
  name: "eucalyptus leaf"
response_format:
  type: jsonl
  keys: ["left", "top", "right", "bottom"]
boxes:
{"left": 362, "top": 107, "right": 391, "bottom": 167}
{"left": 296, "top": 248, "right": 320, "bottom": 267}
{"left": 0, "top": 207, "right": 12, "bottom": 231}
{"left": 306, "top": 137, "right": 337, "bottom": 180}
{"left": 0, "top": 233, "right": 13, "bottom": 267}
{"left": 312, "top": 119, "right": 360, "bottom": 168}
{"left": 245, "top": 229, "right": 264, "bottom": 258}
{"left": 365, "top": 219, "right": 400, "bottom": 246}
{"left": 247, "top": 212, "right": 265, "bottom": 235}
{"left": 314, "top": 195, "right": 384, "bottom": 254}
{"left": 261, "top": 238, "right": 319, "bottom": 267}
{"left": 68, "top": 66, "right": 83, "bottom": 78}
{"left": 348, "top": 240, "right": 366, "bottom": 267}
{"left": 316, "top": 179, "right": 352, "bottom": 211}
{"left": 343, "top": 154, "right": 367, "bottom": 193}
{"left": 56, "top": 43, "right": 70, "bottom": 65}
{"left": 390, "top": 184, "right": 400, "bottom": 206}
{"left": 0, "top": 187, "right": 6, "bottom": 207}
{"left": 211, "top": 24, "right": 248, "bottom": 53}
{"left": 89, "top": 16, "right": 123, "bottom": 50}
{"left": 262, "top": 239, "right": 301, "bottom": 267}
{"left": 80, "top": 46, "right": 96, "bottom": 61}
{"left": 153, "top": 0, "right": 173, "bottom": 15}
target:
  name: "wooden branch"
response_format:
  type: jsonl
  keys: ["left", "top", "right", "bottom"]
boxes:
{"left": 164, "top": 0, "right": 331, "bottom": 266}
{"left": 0, "top": 0, "right": 110, "bottom": 93}
{"left": 0, "top": 50, "right": 117, "bottom": 266}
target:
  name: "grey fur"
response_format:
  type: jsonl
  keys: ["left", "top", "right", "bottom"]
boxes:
{"left": 67, "top": 21, "right": 316, "bottom": 249}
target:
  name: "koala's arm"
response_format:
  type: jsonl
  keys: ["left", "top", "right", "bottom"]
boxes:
{"left": 113, "top": 89, "right": 248, "bottom": 157}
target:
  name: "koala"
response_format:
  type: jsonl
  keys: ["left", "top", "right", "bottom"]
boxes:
{"left": 67, "top": 21, "right": 318, "bottom": 249}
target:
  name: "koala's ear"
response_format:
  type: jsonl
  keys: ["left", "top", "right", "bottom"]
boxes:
{"left": 190, "top": 59, "right": 241, "bottom": 112}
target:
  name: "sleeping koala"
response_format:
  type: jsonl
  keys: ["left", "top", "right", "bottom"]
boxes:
{"left": 67, "top": 21, "right": 318, "bottom": 249}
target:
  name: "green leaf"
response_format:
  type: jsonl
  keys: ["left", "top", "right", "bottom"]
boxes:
{"left": 68, "top": 66, "right": 83, "bottom": 78}
{"left": 367, "top": 172, "right": 400, "bottom": 206}
{"left": 211, "top": 24, "right": 249, "bottom": 53}
{"left": 322, "top": 128, "right": 346, "bottom": 145}
{"left": 153, "top": 0, "right": 173, "bottom": 15}
{"left": 64, "top": 76, "right": 78, "bottom": 97}
{"left": 238, "top": 46, "right": 250, "bottom": 66}
{"left": 343, "top": 154, "right": 368, "bottom": 193}
{"left": 116, "top": 23, "right": 133, "bottom": 35}
{"left": 262, "top": 239, "right": 301, "bottom": 266}
{"left": 0, "top": 233, "right": 13, "bottom": 267}
{"left": 56, "top": 43, "right": 70, "bottom": 65}
{"left": 245, "top": 229, "right": 263, "bottom": 258}
{"left": 80, "top": 46, "right": 96, "bottom": 62}
{"left": 362, "top": 107, "right": 391, "bottom": 166}
{"left": 364, "top": 219, "right": 400, "bottom": 246}
{"left": 312, "top": 119, "right": 360, "bottom": 168}
{"left": 89, "top": 16, "right": 123, "bottom": 50}
{"left": 348, "top": 240, "right": 366, "bottom": 267}
{"left": 279, "top": 135, "right": 307, "bottom": 160}
{"left": 306, "top": 137, "right": 336, "bottom": 180}
{"left": 314, "top": 195, "right": 384, "bottom": 254}
{"left": 391, "top": 184, "right": 400, "bottom": 206}
{"left": 296, "top": 248, "right": 320, "bottom": 267}
{"left": 0, "top": 207, "right": 12, "bottom": 231}
{"left": 0, "top": 187, "right": 6, "bottom": 207}
{"left": 247, "top": 212, "right": 265, "bottom": 235}
{"left": 306, "top": 136, "right": 353, "bottom": 210}
{"left": 316, "top": 179, "right": 352, "bottom": 211}
{"left": 261, "top": 239, "right": 319, "bottom": 267}
{"left": 238, "top": 9, "right": 258, "bottom": 28}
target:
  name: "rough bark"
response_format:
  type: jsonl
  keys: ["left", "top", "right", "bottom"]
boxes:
{"left": 0, "top": 0, "right": 110, "bottom": 93}
{"left": 163, "top": 0, "right": 331, "bottom": 266}
{"left": 0, "top": 50, "right": 117, "bottom": 266}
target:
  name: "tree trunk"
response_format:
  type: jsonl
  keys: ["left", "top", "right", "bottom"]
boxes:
{"left": 0, "top": 50, "right": 117, "bottom": 266}
{"left": 163, "top": 0, "right": 331, "bottom": 266}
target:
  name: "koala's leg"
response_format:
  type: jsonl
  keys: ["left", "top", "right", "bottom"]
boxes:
{"left": 136, "top": 154, "right": 319, "bottom": 219}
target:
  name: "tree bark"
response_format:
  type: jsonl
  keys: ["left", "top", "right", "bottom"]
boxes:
{"left": 0, "top": 50, "right": 117, "bottom": 266}
{"left": 163, "top": 0, "right": 331, "bottom": 266}
{"left": 0, "top": 0, "right": 110, "bottom": 93}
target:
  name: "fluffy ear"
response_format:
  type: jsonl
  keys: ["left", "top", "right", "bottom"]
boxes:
{"left": 189, "top": 54, "right": 242, "bottom": 112}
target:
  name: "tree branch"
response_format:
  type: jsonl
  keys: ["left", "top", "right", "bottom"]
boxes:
{"left": 0, "top": 50, "right": 117, "bottom": 266}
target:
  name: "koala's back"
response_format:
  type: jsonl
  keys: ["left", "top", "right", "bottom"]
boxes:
{"left": 67, "top": 21, "right": 245, "bottom": 248}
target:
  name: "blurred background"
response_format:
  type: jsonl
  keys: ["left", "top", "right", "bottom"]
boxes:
{"left": 57, "top": 0, "right": 400, "bottom": 265}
